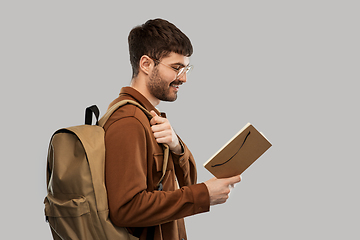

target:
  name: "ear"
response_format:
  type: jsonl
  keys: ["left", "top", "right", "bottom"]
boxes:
{"left": 139, "top": 55, "right": 153, "bottom": 76}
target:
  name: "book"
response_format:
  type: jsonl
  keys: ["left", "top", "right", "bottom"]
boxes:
{"left": 203, "top": 123, "right": 272, "bottom": 178}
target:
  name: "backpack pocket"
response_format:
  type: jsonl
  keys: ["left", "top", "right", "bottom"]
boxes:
{"left": 44, "top": 194, "right": 98, "bottom": 240}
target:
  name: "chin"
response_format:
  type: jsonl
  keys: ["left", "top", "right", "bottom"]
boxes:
{"left": 162, "top": 94, "right": 178, "bottom": 102}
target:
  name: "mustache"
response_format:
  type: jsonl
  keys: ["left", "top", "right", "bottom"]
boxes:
{"left": 170, "top": 80, "right": 183, "bottom": 86}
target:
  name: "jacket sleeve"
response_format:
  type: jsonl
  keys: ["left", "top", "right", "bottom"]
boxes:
{"left": 105, "top": 117, "right": 210, "bottom": 228}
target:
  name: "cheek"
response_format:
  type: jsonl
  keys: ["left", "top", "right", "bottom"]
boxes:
{"left": 161, "top": 71, "right": 176, "bottom": 82}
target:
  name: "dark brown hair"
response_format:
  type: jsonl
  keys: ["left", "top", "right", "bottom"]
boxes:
{"left": 128, "top": 18, "right": 193, "bottom": 78}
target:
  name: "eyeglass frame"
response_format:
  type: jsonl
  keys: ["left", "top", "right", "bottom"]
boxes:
{"left": 149, "top": 56, "right": 193, "bottom": 80}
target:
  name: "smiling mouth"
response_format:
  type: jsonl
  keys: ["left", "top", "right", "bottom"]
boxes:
{"left": 170, "top": 81, "right": 183, "bottom": 90}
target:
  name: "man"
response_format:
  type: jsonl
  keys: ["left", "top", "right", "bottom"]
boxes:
{"left": 104, "top": 18, "right": 241, "bottom": 240}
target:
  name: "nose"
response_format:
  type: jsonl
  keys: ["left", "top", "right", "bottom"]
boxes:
{"left": 176, "top": 71, "right": 187, "bottom": 83}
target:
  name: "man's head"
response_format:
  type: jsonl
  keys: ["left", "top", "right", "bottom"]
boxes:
{"left": 128, "top": 18, "right": 193, "bottom": 78}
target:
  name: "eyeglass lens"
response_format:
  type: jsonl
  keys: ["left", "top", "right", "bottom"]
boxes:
{"left": 177, "top": 65, "right": 192, "bottom": 78}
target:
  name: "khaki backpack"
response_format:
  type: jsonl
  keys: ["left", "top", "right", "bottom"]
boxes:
{"left": 44, "top": 100, "right": 169, "bottom": 240}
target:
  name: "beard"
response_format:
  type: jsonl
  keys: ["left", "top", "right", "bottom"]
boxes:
{"left": 147, "top": 67, "right": 181, "bottom": 102}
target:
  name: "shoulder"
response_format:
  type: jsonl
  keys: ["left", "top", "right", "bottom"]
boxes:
{"left": 104, "top": 104, "right": 150, "bottom": 132}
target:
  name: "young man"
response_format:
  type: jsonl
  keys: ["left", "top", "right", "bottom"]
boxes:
{"left": 104, "top": 18, "right": 241, "bottom": 240}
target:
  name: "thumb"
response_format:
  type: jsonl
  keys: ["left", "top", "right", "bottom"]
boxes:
{"left": 228, "top": 175, "right": 242, "bottom": 185}
{"left": 150, "top": 110, "right": 158, "bottom": 117}
{"left": 150, "top": 110, "right": 158, "bottom": 125}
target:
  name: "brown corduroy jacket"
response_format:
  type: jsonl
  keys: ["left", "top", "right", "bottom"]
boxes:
{"left": 104, "top": 87, "right": 210, "bottom": 240}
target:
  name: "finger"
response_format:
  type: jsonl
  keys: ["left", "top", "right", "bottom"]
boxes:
{"left": 153, "top": 136, "right": 172, "bottom": 144}
{"left": 150, "top": 110, "right": 158, "bottom": 117}
{"left": 151, "top": 114, "right": 168, "bottom": 126}
{"left": 150, "top": 110, "right": 159, "bottom": 125}
{"left": 151, "top": 122, "right": 171, "bottom": 133}
{"left": 152, "top": 129, "right": 172, "bottom": 139}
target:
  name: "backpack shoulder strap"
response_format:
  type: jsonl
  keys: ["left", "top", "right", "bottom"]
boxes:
{"left": 98, "top": 100, "right": 151, "bottom": 127}
{"left": 98, "top": 99, "right": 169, "bottom": 191}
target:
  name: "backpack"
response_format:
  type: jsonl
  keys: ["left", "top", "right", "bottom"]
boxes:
{"left": 44, "top": 100, "right": 169, "bottom": 240}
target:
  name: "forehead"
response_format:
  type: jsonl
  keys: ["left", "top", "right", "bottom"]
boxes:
{"left": 161, "top": 52, "right": 190, "bottom": 66}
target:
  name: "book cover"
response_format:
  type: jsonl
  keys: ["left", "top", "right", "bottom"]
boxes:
{"left": 203, "top": 123, "right": 272, "bottom": 178}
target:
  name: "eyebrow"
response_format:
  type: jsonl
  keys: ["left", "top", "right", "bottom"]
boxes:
{"left": 170, "top": 62, "right": 188, "bottom": 68}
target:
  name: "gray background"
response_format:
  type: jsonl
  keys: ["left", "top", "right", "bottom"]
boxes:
{"left": 1, "top": 0, "right": 359, "bottom": 239}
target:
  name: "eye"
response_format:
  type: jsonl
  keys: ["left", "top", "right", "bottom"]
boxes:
{"left": 172, "top": 66, "right": 182, "bottom": 71}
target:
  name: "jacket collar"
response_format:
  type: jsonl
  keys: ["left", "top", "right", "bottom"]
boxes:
{"left": 109, "top": 87, "right": 161, "bottom": 116}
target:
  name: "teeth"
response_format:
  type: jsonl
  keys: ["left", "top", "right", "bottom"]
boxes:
{"left": 170, "top": 82, "right": 182, "bottom": 88}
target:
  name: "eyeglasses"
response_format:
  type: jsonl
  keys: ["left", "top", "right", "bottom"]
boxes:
{"left": 150, "top": 57, "right": 193, "bottom": 80}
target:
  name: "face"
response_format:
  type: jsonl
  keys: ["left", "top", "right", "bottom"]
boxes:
{"left": 147, "top": 52, "right": 190, "bottom": 102}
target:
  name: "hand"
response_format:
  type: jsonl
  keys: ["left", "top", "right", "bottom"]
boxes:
{"left": 204, "top": 175, "right": 241, "bottom": 206}
{"left": 150, "top": 110, "right": 182, "bottom": 154}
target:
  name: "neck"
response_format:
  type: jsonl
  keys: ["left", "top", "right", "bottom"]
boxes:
{"left": 130, "top": 78, "right": 160, "bottom": 107}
